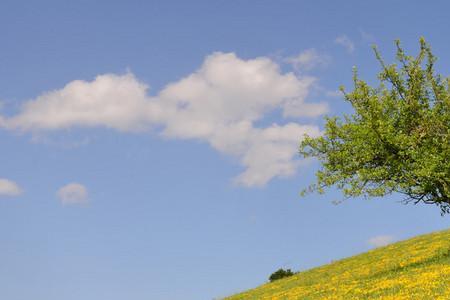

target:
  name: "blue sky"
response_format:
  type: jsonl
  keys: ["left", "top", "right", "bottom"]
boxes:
{"left": 1, "top": 1, "right": 449, "bottom": 299}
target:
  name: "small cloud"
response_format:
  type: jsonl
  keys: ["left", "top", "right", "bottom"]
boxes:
{"left": 0, "top": 178, "right": 23, "bottom": 197}
{"left": 335, "top": 35, "right": 355, "bottom": 53}
{"left": 249, "top": 214, "right": 258, "bottom": 224}
{"left": 57, "top": 183, "right": 89, "bottom": 205}
{"left": 285, "top": 49, "right": 330, "bottom": 72}
{"left": 325, "top": 90, "right": 343, "bottom": 98}
{"left": 368, "top": 235, "right": 395, "bottom": 248}
{"left": 359, "top": 29, "right": 376, "bottom": 44}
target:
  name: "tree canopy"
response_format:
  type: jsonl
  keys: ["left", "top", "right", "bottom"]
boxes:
{"left": 300, "top": 38, "right": 450, "bottom": 214}
{"left": 269, "top": 268, "right": 294, "bottom": 282}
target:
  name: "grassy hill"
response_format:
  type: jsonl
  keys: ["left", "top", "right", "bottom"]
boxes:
{"left": 225, "top": 229, "right": 450, "bottom": 299}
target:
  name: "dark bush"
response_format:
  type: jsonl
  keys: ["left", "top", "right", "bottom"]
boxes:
{"left": 269, "top": 268, "right": 294, "bottom": 282}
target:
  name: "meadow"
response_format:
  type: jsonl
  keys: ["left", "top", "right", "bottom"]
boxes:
{"left": 225, "top": 229, "right": 450, "bottom": 299}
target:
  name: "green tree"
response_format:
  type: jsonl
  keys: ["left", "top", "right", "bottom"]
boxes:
{"left": 300, "top": 38, "right": 450, "bottom": 215}
{"left": 269, "top": 268, "right": 294, "bottom": 282}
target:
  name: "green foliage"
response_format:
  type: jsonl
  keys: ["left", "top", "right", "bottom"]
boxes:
{"left": 300, "top": 38, "right": 450, "bottom": 214}
{"left": 269, "top": 268, "right": 294, "bottom": 282}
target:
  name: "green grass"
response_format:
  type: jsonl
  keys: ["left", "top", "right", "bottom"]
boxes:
{"left": 224, "top": 229, "right": 450, "bottom": 299}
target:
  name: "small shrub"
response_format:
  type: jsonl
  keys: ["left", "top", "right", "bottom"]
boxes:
{"left": 269, "top": 268, "right": 294, "bottom": 282}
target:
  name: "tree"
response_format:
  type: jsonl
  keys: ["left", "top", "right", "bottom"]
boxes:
{"left": 269, "top": 268, "right": 294, "bottom": 282}
{"left": 300, "top": 38, "right": 450, "bottom": 215}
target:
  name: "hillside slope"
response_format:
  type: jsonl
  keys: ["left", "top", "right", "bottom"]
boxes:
{"left": 225, "top": 229, "right": 450, "bottom": 299}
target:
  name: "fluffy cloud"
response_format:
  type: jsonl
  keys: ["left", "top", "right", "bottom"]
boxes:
{"left": 367, "top": 235, "right": 395, "bottom": 248}
{"left": 4, "top": 73, "right": 152, "bottom": 132}
{"left": 57, "top": 183, "right": 89, "bottom": 205}
{"left": 0, "top": 178, "right": 23, "bottom": 197}
{"left": 1, "top": 52, "right": 327, "bottom": 186}
{"left": 335, "top": 35, "right": 355, "bottom": 53}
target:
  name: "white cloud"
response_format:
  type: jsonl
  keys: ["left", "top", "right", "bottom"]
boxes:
{"left": 367, "top": 235, "right": 395, "bottom": 247}
{"left": 231, "top": 123, "right": 320, "bottom": 186}
{"left": 325, "top": 90, "right": 343, "bottom": 98}
{"left": 285, "top": 49, "right": 330, "bottom": 72}
{"left": 3, "top": 73, "right": 153, "bottom": 132}
{"left": 57, "top": 183, "right": 89, "bottom": 205}
{"left": 335, "top": 35, "right": 355, "bottom": 53}
{"left": 359, "top": 29, "right": 376, "bottom": 44}
{"left": 0, "top": 178, "right": 23, "bottom": 197}
{"left": 1, "top": 52, "right": 327, "bottom": 186}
